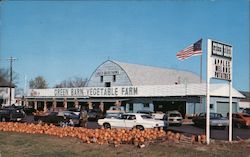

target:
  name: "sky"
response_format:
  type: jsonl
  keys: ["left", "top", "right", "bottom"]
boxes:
{"left": 0, "top": 0, "right": 249, "bottom": 92}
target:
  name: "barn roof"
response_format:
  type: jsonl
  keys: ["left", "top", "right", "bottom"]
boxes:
{"left": 111, "top": 60, "right": 202, "bottom": 86}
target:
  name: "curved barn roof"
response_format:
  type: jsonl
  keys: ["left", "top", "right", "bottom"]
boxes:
{"left": 111, "top": 60, "right": 202, "bottom": 86}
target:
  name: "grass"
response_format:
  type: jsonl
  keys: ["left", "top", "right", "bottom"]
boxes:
{"left": 0, "top": 131, "right": 249, "bottom": 157}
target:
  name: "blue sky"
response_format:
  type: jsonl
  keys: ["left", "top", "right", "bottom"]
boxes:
{"left": 0, "top": 0, "right": 249, "bottom": 91}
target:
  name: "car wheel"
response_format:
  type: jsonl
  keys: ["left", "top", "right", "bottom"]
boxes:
{"left": 136, "top": 125, "right": 144, "bottom": 131}
{"left": 103, "top": 123, "right": 111, "bottom": 129}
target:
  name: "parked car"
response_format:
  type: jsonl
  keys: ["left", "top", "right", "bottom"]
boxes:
{"left": 66, "top": 107, "right": 81, "bottom": 116}
{"left": 34, "top": 112, "right": 65, "bottom": 126}
{"left": 59, "top": 110, "right": 80, "bottom": 126}
{"left": 22, "top": 106, "right": 36, "bottom": 115}
{"left": 87, "top": 109, "right": 104, "bottom": 121}
{"left": 0, "top": 107, "right": 26, "bottom": 122}
{"left": 137, "top": 110, "right": 153, "bottom": 115}
{"left": 192, "top": 112, "right": 229, "bottom": 129}
{"left": 232, "top": 113, "right": 250, "bottom": 128}
{"left": 105, "top": 106, "right": 125, "bottom": 119}
{"left": 242, "top": 108, "right": 250, "bottom": 115}
{"left": 6, "top": 106, "right": 36, "bottom": 115}
{"left": 166, "top": 110, "right": 183, "bottom": 126}
{"left": 137, "top": 110, "right": 166, "bottom": 120}
{"left": 98, "top": 113, "right": 167, "bottom": 130}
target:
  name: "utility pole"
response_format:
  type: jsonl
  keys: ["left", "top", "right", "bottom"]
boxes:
{"left": 7, "top": 57, "right": 17, "bottom": 106}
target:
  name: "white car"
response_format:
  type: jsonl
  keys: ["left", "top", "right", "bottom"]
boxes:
{"left": 98, "top": 113, "right": 166, "bottom": 130}
{"left": 166, "top": 110, "right": 183, "bottom": 126}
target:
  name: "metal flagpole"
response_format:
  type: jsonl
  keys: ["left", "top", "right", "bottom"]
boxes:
{"left": 229, "top": 55, "right": 233, "bottom": 142}
{"left": 200, "top": 53, "right": 202, "bottom": 83}
{"left": 199, "top": 51, "right": 203, "bottom": 113}
{"left": 206, "top": 39, "right": 211, "bottom": 144}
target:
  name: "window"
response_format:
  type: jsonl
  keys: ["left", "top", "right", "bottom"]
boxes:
{"left": 141, "top": 115, "right": 153, "bottom": 119}
{"left": 128, "top": 115, "right": 136, "bottom": 120}
{"left": 121, "top": 114, "right": 128, "bottom": 120}
{"left": 105, "top": 82, "right": 111, "bottom": 87}
{"left": 100, "top": 76, "right": 103, "bottom": 82}
{"left": 113, "top": 75, "right": 116, "bottom": 82}
{"left": 143, "top": 103, "right": 150, "bottom": 108}
{"left": 210, "top": 104, "right": 214, "bottom": 109}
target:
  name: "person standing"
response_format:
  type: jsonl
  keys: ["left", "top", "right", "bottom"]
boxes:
{"left": 79, "top": 107, "right": 88, "bottom": 128}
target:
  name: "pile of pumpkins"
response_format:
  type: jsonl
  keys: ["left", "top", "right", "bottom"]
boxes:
{"left": 0, "top": 122, "right": 205, "bottom": 146}
{"left": 0, "top": 122, "right": 166, "bottom": 146}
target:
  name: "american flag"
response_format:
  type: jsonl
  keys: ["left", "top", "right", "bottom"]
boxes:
{"left": 176, "top": 39, "right": 202, "bottom": 60}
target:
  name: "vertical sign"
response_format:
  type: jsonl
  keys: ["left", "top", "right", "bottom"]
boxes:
{"left": 207, "top": 39, "right": 233, "bottom": 144}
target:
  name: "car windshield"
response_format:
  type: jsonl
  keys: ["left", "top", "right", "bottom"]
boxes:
{"left": 211, "top": 113, "right": 223, "bottom": 118}
{"left": 141, "top": 114, "right": 153, "bottom": 119}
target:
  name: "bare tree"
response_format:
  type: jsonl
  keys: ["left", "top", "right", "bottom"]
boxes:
{"left": 54, "top": 77, "right": 87, "bottom": 88}
{"left": 0, "top": 69, "right": 9, "bottom": 84}
{"left": 29, "top": 76, "right": 48, "bottom": 89}
{"left": 0, "top": 68, "right": 19, "bottom": 86}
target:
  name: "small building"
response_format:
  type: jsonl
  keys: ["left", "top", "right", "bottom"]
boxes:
{"left": 0, "top": 77, "right": 15, "bottom": 107}
{"left": 24, "top": 60, "right": 245, "bottom": 117}
{"left": 239, "top": 91, "right": 250, "bottom": 111}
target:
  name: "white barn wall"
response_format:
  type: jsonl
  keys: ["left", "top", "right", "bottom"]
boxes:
{"left": 86, "top": 61, "right": 132, "bottom": 87}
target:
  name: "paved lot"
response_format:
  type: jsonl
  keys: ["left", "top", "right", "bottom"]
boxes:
{"left": 23, "top": 116, "right": 250, "bottom": 141}
{"left": 87, "top": 121, "right": 250, "bottom": 140}
{"left": 168, "top": 125, "right": 250, "bottom": 140}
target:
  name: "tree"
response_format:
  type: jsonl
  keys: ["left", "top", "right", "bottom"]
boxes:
{"left": 54, "top": 77, "right": 87, "bottom": 88}
{"left": 0, "top": 68, "right": 18, "bottom": 86}
{"left": 29, "top": 76, "right": 48, "bottom": 89}
{"left": 0, "top": 69, "right": 8, "bottom": 80}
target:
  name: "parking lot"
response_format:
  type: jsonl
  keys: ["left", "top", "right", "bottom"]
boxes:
{"left": 22, "top": 115, "right": 250, "bottom": 141}
{"left": 168, "top": 125, "right": 250, "bottom": 140}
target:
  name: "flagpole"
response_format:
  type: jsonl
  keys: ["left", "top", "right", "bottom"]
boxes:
{"left": 200, "top": 54, "right": 202, "bottom": 83}
{"left": 199, "top": 53, "right": 203, "bottom": 114}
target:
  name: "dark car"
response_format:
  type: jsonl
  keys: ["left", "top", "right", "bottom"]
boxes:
{"left": 242, "top": 108, "right": 250, "bottom": 115}
{"left": 0, "top": 108, "right": 26, "bottom": 122}
{"left": 2, "top": 105, "right": 36, "bottom": 115}
{"left": 60, "top": 111, "right": 80, "bottom": 126}
{"left": 192, "top": 112, "right": 229, "bottom": 129}
{"left": 87, "top": 109, "right": 104, "bottom": 121}
{"left": 22, "top": 106, "right": 36, "bottom": 115}
{"left": 34, "top": 112, "right": 65, "bottom": 126}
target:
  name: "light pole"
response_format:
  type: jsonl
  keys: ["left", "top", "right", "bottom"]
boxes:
{"left": 7, "top": 57, "right": 17, "bottom": 106}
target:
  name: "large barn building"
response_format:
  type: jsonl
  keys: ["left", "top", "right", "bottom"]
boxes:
{"left": 25, "top": 60, "right": 245, "bottom": 117}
